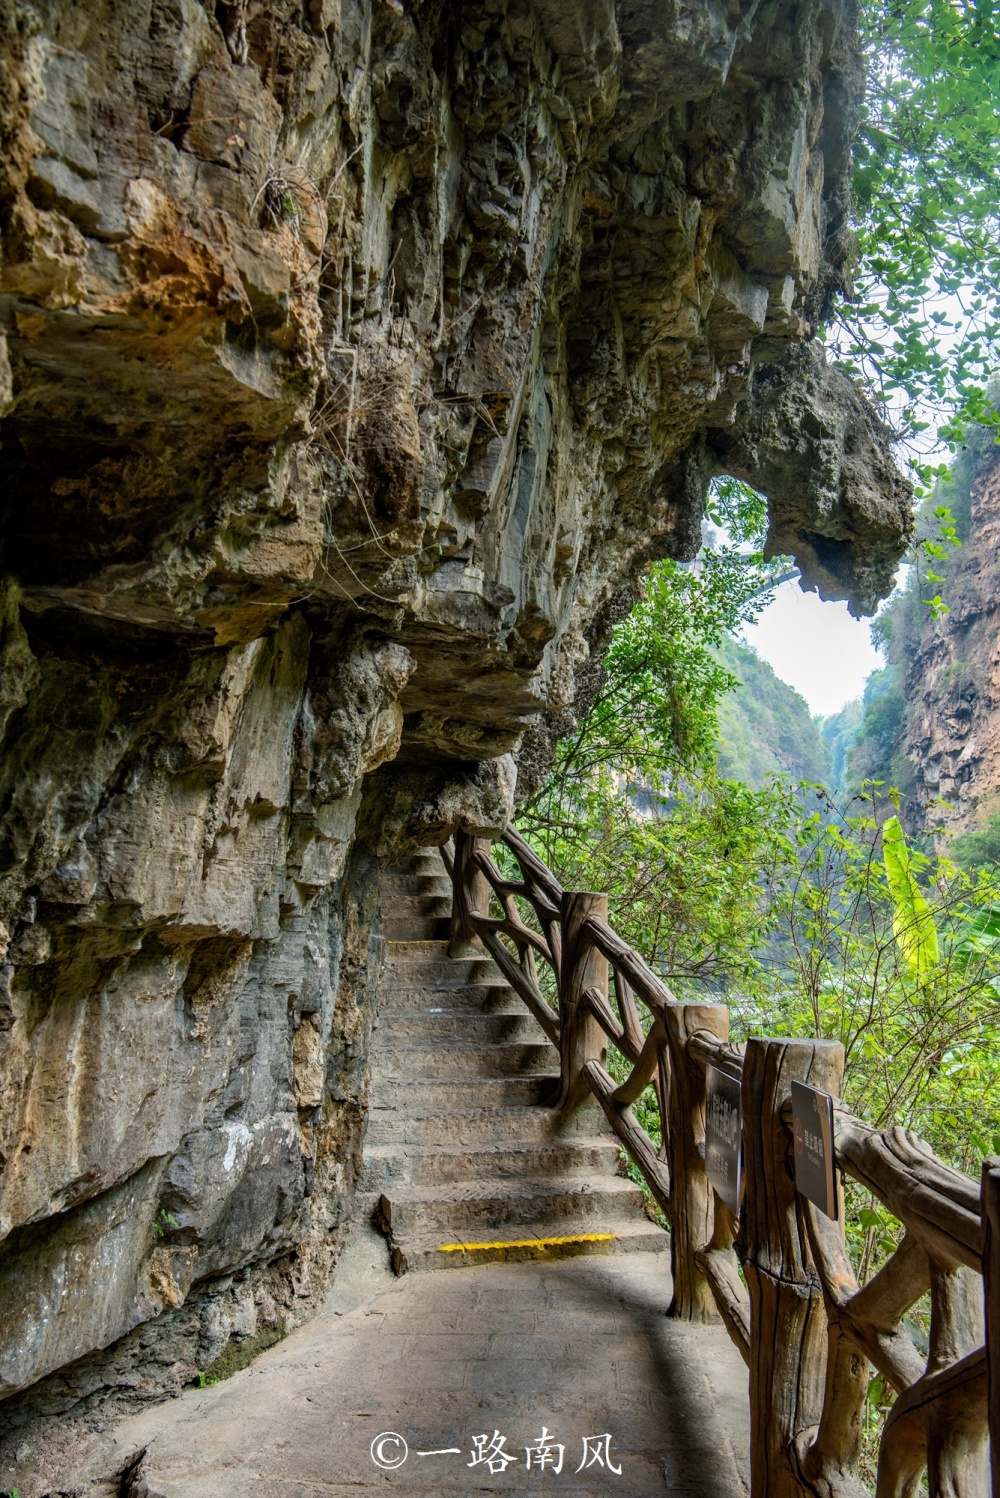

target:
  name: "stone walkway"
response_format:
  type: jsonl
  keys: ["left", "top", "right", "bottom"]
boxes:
{"left": 35, "top": 1227, "right": 750, "bottom": 1498}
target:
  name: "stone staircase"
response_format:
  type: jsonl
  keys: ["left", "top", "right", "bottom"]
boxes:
{"left": 360, "top": 847, "right": 670, "bottom": 1273}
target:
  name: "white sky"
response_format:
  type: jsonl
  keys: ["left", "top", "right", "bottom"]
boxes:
{"left": 740, "top": 579, "right": 884, "bottom": 717}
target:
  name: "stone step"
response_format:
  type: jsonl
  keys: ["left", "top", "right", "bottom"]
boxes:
{"left": 368, "top": 851, "right": 661, "bottom": 1279}
{"left": 371, "top": 1039, "right": 556, "bottom": 1082}
{"left": 377, "top": 981, "right": 522, "bottom": 1014}
{"left": 382, "top": 896, "right": 451, "bottom": 934}
{"left": 384, "top": 937, "right": 452, "bottom": 958}
{"left": 384, "top": 853, "right": 446, "bottom": 878}
{"left": 359, "top": 1138, "right": 622, "bottom": 1191}
{"left": 381, "top": 956, "right": 505, "bottom": 990}
{"left": 380, "top": 873, "right": 451, "bottom": 899}
{"left": 384, "top": 1216, "right": 669, "bottom": 1275}
{"left": 381, "top": 892, "right": 451, "bottom": 916}
{"left": 395, "top": 848, "right": 445, "bottom": 868}
{"left": 364, "top": 1103, "right": 604, "bottom": 1148}
{"left": 367, "top": 1074, "right": 559, "bottom": 1114}
{"left": 377, "top": 1174, "right": 646, "bottom": 1240}
{"left": 383, "top": 916, "right": 450, "bottom": 940}
{"left": 373, "top": 1010, "right": 546, "bottom": 1045}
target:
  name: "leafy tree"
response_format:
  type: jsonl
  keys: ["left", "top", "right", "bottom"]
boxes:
{"left": 524, "top": 773, "right": 795, "bottom": 996}
{"left": 520, "top": 507, "right": 781, "bottom": 842}
{"left": 519, "top": 557, "right": 1000, "bottom": 1182}
{"left": 951, "top": 813, "right": 1000, "bottom": 871}
{"left": 832, "top": 0, "right": 1000, "bottom": 455}
{"left": 842, "top": 665, "right": 907, "bottom": 792}
{"left": 520, "top": 498, "right": 795, "bottom": 998}
{"left": 735, "top": 790, "right": 1000, "bottom": 1176}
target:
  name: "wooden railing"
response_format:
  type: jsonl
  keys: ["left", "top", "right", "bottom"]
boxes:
{"left": 444, "top": 825, "right": 1000, "bottom": 1498}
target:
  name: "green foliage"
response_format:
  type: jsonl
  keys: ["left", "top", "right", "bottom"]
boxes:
{"left": 730, "top": 786, "right": 1000, "bottom": 1172}
{"left": 858, "top": 669, "right": 904, "bottom": 762}
{"left": 593, "top": 558, "right": 741, "bottom": 776}
{"left": 704, "top": 475, "right": 770, "bottom": 548}
{"left": 523, "top": 538, "right": 783, "bottom": 833}
{"left": 526, "top": 773, "right": 794, "bottom": 995}
{"left": 715, "top": 637, "right": 832, "bottom": 788}
{"left": 825, "top": 667, "right": 909, "bottom": 797}
{"left": 525, "top": 550, "right": 1000, "bottom": 1179}
{"left": 934, "top": 432, "right": 984, "bottom": 541}
{"left": 836, "top": 0, "right": 1000, "bottom": 448}
{"left": 154, "top": 1208, "right": 179, "bottom": 1238}
{"left": 881, "top": 814, "right": 940, "bottom": 976}
{"left": 951, "top": 813, "right": 1000, "bottom": 871}
{"left": 522, "top": 497, "right": 797, "bottom": 996}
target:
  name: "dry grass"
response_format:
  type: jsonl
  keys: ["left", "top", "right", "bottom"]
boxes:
{"left": 252, "top": 164, "right": 324, "bottom": 246}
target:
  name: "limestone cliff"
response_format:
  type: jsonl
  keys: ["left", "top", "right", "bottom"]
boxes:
{"left": 885, "top": 438, "right": 1000, "bottom": 840}
{"left": 0, "top": 0, "right": 910, "bottom": 1419}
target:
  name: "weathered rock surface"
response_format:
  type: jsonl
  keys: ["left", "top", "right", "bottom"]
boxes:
{"left": 894, "top": 443, "right": 1000, "bottom": 839}
{"left": 0, "top": 0, "right": 909, "bottom": 1421}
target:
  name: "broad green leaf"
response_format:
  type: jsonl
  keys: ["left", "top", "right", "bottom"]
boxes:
{"left": 882, "top": 816, "right": 940, "bottom": 976}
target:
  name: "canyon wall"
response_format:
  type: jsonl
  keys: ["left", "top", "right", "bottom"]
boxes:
{"left": 0, "top": 0, "right": 910, "bottom": 1419}
{"left": 885, "top": 437, "right": 1000, "bottom": 840}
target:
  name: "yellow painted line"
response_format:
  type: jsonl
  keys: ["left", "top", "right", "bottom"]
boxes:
{"left": 436, "top": 1233, "right": 616, "bottom": 1252}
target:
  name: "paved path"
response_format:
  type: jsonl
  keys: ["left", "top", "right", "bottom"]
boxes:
{"left": 43, "top": 1227, "right": 750, "bottom": 1498}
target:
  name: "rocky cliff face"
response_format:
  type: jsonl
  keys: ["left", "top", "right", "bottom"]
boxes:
{"left": 0, "top": 0, "right": 910, "bottom": 1421}
{"left": 895, "top": 443, "right": 1000, "bottom": 839}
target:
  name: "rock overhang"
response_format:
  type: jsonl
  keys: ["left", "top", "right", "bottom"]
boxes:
{"left": 0, "top": 0, "right": 912, "bottom": 1413}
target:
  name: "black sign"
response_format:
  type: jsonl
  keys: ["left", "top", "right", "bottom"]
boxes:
{"left": 705, "top": 1064, "right": 743, "bottom": 1214}
{"left": 791, "top": 1079, "right": 838, "bottom": 1219}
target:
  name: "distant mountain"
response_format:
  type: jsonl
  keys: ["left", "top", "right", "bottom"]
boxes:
{"left": 715, "top": 635, "right": 832, "bottom": 787}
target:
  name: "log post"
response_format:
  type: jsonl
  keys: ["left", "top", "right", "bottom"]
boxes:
{"left": 924, "top": 1259, "right": 988, "bottom": 1496}
{"left": 798, "top": 1201, "right": 871, "bottom": 1498}
{"left": 557, "top": 892, "right": 608, "bottom": 1112}
{"left": 448, "top": 827, "right": 491, "bottom": 958}
{"left": 739, "top": 1036, "right": 844, "bottom": 1498}
{"left": 983, "top": 1157, "right": 1000, "bottom": 1495}
{"left": 663, "top": 1002, "right": 730, "bottom": 1321}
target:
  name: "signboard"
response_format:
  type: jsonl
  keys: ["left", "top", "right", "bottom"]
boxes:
{"left": 705, "top": 1064, "right": 742, "bottom": 1214}
{"left": 791, "top": 1079, "right": 838, "bottom": 1219}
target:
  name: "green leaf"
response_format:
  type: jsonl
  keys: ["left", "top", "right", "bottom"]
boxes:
{"left": 882, "top": 816, "right": 940, "bottom": 977}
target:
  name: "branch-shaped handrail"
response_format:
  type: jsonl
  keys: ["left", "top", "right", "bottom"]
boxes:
{"left": 445, "top": 825, "right": 999, "bottom": 1497}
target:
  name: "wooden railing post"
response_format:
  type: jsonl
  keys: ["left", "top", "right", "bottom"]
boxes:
{"left": 664, "top": 1003, "right": 730, "bottom": 1322}
{"left": 448, "top": 827, "right": 491, "bottom": 957}
{"left": 740, "top": 1036, "right": 844, "bottom": 1498}
{"left": 558, "top": 893, "right": 608, "bottom": 1111}
{"left": 984, "top": 1156, "right": 1000, "bottom": 1494}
